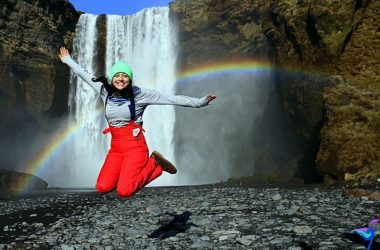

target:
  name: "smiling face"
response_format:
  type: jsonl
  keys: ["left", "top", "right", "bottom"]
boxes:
{"left": 112, "top": 72, "right": 131, "bottom": 91}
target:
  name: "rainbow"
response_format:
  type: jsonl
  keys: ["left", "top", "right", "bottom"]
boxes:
{"left": 176, "top": 60, "right": 273, "bottom": 82}
{"left": 17, "top": 59, "right": 307, "bottom": 193}
{"left": 17, "top": 109, "right": 103, "bottom": 195}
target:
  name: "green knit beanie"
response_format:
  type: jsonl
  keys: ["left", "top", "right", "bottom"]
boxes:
{"left": 108, "top": 60, "right": 134, "bottom": 83}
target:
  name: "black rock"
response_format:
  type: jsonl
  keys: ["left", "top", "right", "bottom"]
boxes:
{"left": 0, "top": 169, "right": 48, "bottom": 191}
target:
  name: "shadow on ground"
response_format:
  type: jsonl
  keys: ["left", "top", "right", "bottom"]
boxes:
{"left": 148, "top": 211, "right": 197, "bottom": 239}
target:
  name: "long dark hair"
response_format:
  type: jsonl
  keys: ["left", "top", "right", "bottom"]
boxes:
{"left": 91, "top": 76, "right": 134, "bottom": 99}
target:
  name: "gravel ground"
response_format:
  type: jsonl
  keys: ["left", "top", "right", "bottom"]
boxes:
{"left": 0, "top": 184, "right": 379, "bottom": 250}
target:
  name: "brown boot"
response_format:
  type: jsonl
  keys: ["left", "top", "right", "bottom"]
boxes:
{"left": 151, "top": 151, "right": 177, "bottom": 174}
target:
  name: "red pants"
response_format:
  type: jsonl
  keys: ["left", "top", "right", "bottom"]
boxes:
{"left": 96, "top": 123, "right": 162, "bottom": 198}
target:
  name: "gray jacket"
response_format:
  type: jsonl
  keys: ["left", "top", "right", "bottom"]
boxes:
{"left": 61, "top": 56, "right": 208, "bottom": 127}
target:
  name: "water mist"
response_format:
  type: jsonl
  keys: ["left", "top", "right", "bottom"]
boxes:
{"left": 174, "top": 72, "right": 273, "bottom": 185}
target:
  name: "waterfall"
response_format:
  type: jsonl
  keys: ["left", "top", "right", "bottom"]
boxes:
{"left": 174, "top": 73, "right": 272, "bottom": 185}
{"left": 36, "top": 7, "right": 273, "bottom": 188}
{"left": 41, "top": 14, "right": 107, "bottom": 187}
{"left": 105, "top": 7, "right": 177, "bottom": 186}
{"left": 67, "top": 14, "right": 109, "bottom": 187}
{"left": 48, "top": 8, "right": 177, "bottom": 187}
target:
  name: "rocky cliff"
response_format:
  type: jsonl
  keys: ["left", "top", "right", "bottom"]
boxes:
{"left": 171, "top": 0, "right": 269, "bottom": 65}
{"left": 0, "top": 0, "right": 79, "bottom": 169}
{"left": 0, "top": 169, "right": 48, "bottom": 190}
{"left": 171, "top": 0, "right": 380, "bottom": 183}
{"left": 0, "top": 0, "right": 79, "bottom": 121}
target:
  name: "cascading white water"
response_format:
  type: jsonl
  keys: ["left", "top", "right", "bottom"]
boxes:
{"left": 106, "top": 7, "right": 178, "bottom": 186}
{"left": 49, "top": 8, "right": 177, "bottom": 187}
{"left": 66, "top": 14, "right": 108, "bottom": 187}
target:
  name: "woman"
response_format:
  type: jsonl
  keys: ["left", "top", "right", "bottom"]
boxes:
{"left": 58, "top": 47, "right": 216, "bottom": 198}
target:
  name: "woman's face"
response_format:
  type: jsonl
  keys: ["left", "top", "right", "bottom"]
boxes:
{"left": 112, "top": 72, "right": 131, "bottom": 91}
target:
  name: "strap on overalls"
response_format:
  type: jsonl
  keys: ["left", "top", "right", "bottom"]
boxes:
{"left": 102, "top": 121, "right": 145, "bottom": 135}
{"left": 101, "top": 87, "right": 143, "bottom": 136}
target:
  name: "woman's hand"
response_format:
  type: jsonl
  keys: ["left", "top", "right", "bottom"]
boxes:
{"left": 58, "top": 46, "right": 70, "bottom": 60}
{"left": 206, "top": 94, "right": 217, "bottom": 105}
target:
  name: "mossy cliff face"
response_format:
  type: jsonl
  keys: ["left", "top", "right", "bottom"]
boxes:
{"left": 170, "top": 0, "right": 379, "bottom": 183}
{"left": 0, "top": 169, "right": 48, "bottom": 190}
{"left": 171, "top": 0, "right": 269, "bottom": 65}
{"left": 316, "top": 0, "right": 380, "bottom": 181}
{"left": 0, "top": 0, "right": 79, "bottom": 128}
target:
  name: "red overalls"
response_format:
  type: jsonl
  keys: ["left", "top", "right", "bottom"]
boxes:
{"left": 96, "top": 122, "right": 163, "bottom": 198}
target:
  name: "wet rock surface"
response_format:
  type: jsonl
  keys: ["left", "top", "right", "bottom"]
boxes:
{"left": 0, "top": 169, "right": 48, "bottom": 191}
{"left": 0, "top": 184, "right": 379, "bottom": 249}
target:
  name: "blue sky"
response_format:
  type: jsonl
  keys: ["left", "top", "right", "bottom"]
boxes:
{"left": 69, "top": 0, "right": 172, "bottom": 15}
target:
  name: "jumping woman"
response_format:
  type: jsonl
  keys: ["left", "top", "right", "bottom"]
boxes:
{"left": 58, "top": 47, "right": 216, "bottom": 198}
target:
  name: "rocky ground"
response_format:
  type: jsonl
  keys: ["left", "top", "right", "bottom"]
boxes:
{"left": 0, "top": 184, "right": 379, "bottom": 250}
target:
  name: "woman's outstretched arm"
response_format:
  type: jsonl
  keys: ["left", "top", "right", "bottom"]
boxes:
{"left": 58, "top": 47, "right": 102, "bottom": 94}
{"left": 135, "top": 87, "right": 217, "bottom": 108}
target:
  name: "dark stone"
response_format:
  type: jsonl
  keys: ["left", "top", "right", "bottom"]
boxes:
{"left": 0, "top": 169, "right": 48, "bottom": 191}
